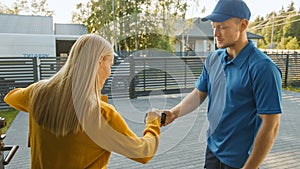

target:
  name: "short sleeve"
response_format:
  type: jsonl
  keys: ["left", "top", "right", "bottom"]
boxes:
{"left": 195, "top": 66, "right": 209, "bottom": 93}
{"left": 251, "top": 60, "right": 282, "bottom": 114}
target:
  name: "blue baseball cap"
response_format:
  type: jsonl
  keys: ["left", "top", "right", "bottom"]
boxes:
{"left": 201, "top": 0, "right": 251, "bottom": 22}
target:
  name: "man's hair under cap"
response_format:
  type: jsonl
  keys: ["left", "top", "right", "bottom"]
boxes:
{"left": 201, "top": 0, "right": 251, "bottom": 22}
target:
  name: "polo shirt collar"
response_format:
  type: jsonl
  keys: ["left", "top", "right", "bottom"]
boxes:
{"left": 221, "top": 40, "right": 254, "bottom": 68}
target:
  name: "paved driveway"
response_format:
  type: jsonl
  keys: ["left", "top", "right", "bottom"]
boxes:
{"left": 3, "top": 90, "right": 300, "bottom": 169}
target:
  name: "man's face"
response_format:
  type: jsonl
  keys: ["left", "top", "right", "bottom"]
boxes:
{"left": 212, "top": 18, "right": 243, "bottom": 49}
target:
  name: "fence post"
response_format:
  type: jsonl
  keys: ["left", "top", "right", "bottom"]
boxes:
{"left": 32, "top": 57, "right": 39, "bottom": 82}
{"left": 284, "top": 54, "right": 289, "bottom": 87}
{"left": 129, "top": 56, "right": 137, "bottom": 99}
{"left": 164, "top": 59, "right": 167, "bottom": 90}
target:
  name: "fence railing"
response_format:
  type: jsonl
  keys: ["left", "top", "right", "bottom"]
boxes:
{"left": 1, "top": 53, "right": 300, "bottom": 110}
{"left": 0, "top": 57, "right": 37, "bottom": 109}
{"left": 102, "top": 56, "right": 206, "bottom": 99}
{"left": 269, "top": 53, "right": 300, "bottom": 87}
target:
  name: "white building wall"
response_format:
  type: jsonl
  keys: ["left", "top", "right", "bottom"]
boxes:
{"left": 175, "top": 41, "right": 181, "bottom": 52}
{"left": 0, "top": 34, "right": 55, "bottom": 57}
{"left": 0, "top": 14, "right": 87, "bottom": 58}
{"left": 195, "top": 40, "right": 204, "bottom": 52}
{"left": 55, "top": 24, "right": 87, "bottom": 35}
{"left": 0, "top": 14, "right": 53, "bottom": 34}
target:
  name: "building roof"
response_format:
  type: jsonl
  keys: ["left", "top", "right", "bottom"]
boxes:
{"left": 246, "top": 32, "right": 264, "bottom": 39}
{"left": 173, "top": 18, "right": 212, "bottom": 39}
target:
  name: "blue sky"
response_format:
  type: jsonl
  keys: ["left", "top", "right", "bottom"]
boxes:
{"left": 1, "top": 0, "right": 300, "bottom": 23}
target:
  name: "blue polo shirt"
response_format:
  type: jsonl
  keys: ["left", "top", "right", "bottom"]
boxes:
{"left": 195, "top": 41, "right": 282, "bottom": 168}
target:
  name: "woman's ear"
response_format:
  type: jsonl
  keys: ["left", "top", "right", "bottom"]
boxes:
{"left": 98, "top": 57, "right": 104, "bottom": 65}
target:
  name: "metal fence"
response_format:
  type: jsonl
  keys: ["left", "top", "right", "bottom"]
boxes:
{"left": 102, "top": 56, "right": 205, "bottom": 99}
{"left": 269, "top": 52, "right": 300, "bottom": 87}
{"left": 1, "top": 53, "right": 300, "bottom": 110}
{"left": 0, "top": 57, "right": 37, "bottom": 109}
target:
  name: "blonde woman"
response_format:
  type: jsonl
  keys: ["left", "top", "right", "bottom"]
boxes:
{"left": 4, "top": 34, "right": 161, "bottom": 169}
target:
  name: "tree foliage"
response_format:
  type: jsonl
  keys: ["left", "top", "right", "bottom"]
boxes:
{"left": 0, "top": 0, "right": 53, "bottom": 16}
{"left": 286, "top": 36, "right": 300, "bottom": 49}
{"left": 72, "top": 0, "right": 189, "bottom": 53}
{"left": 249, "top": 1, "right": 300, "bottom": 49}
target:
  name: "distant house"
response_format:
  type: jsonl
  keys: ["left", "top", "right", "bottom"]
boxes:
{"left": 174, "top": 18, "right": 263, "bottom": 56}
{"left": 0, "top": 14, "right": 87, "bottom": 57}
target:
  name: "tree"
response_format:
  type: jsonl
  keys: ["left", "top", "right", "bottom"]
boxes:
{"left": 0, "top": 1, "right": 26, "bottom": 14}
{"left": 0, "top": 0, "right": 53, "bottom": 16}
{"left": 284, "top": 13, "right": 300, "bottom": 43}
{"left": 30, "top": 0, "right": 53, "bottom": 16}
{"left": 287, "top": 2, "right": 296, "bottom": 12}
{"left": 71, "top": 2, "right": 91, "bottom": 24}
{"left": 72, "top": 0, "right": 190, "bottom": 53}
{"left": 248, "top": 1, "right": 300, "bottom": 49}
{"left": 286, "top": 37, "right": 299, "bottom": 49}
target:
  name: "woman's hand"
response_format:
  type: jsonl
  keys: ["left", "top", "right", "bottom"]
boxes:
{"left": 144, "top": 108, "right": 161, "bottom": 124}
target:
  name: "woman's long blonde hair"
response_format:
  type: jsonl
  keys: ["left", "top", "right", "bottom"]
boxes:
{"left": 31, "top": 34, "right": 113, "bottom": 136}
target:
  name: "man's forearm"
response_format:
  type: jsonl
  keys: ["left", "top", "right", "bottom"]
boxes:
{"left": 171, "top": 88, "right": 207, "bottom": 118}
{"left": 242, "top": 114, "right": 280, "bottom": 169}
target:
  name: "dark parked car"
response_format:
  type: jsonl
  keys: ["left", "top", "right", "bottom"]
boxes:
{"left": 114, "top": 52, "right": 124, "bottom": 65}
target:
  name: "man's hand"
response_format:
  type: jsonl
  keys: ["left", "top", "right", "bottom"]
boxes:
{"left": 160, "top": 110, "right": 177, "bottom": 127}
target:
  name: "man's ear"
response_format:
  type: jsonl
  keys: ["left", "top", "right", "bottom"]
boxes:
{"left": 240, "top": 19, "right": 249, "bottom": 32}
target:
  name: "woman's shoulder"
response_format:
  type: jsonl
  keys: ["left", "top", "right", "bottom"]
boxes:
{"left": 100, "top": 101, "right": 118, "bottom": 115}
{"left": 100, "top": 101, "right": 115, "bottom": 111}
{"left": 99, "top": 101, "right": 126, "bottom": 124}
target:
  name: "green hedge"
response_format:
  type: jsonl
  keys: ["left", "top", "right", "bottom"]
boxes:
{"left": 0, "top": 109, "right": 19, "bottom": 133}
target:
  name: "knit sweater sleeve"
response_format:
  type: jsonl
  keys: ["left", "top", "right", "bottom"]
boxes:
{"left": 94, "top": 102, "right": 160, "bottom": 164}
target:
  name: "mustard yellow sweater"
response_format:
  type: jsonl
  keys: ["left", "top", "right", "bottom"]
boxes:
{"left": 4, "top": 84, "right": 160, "bottom": 169}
